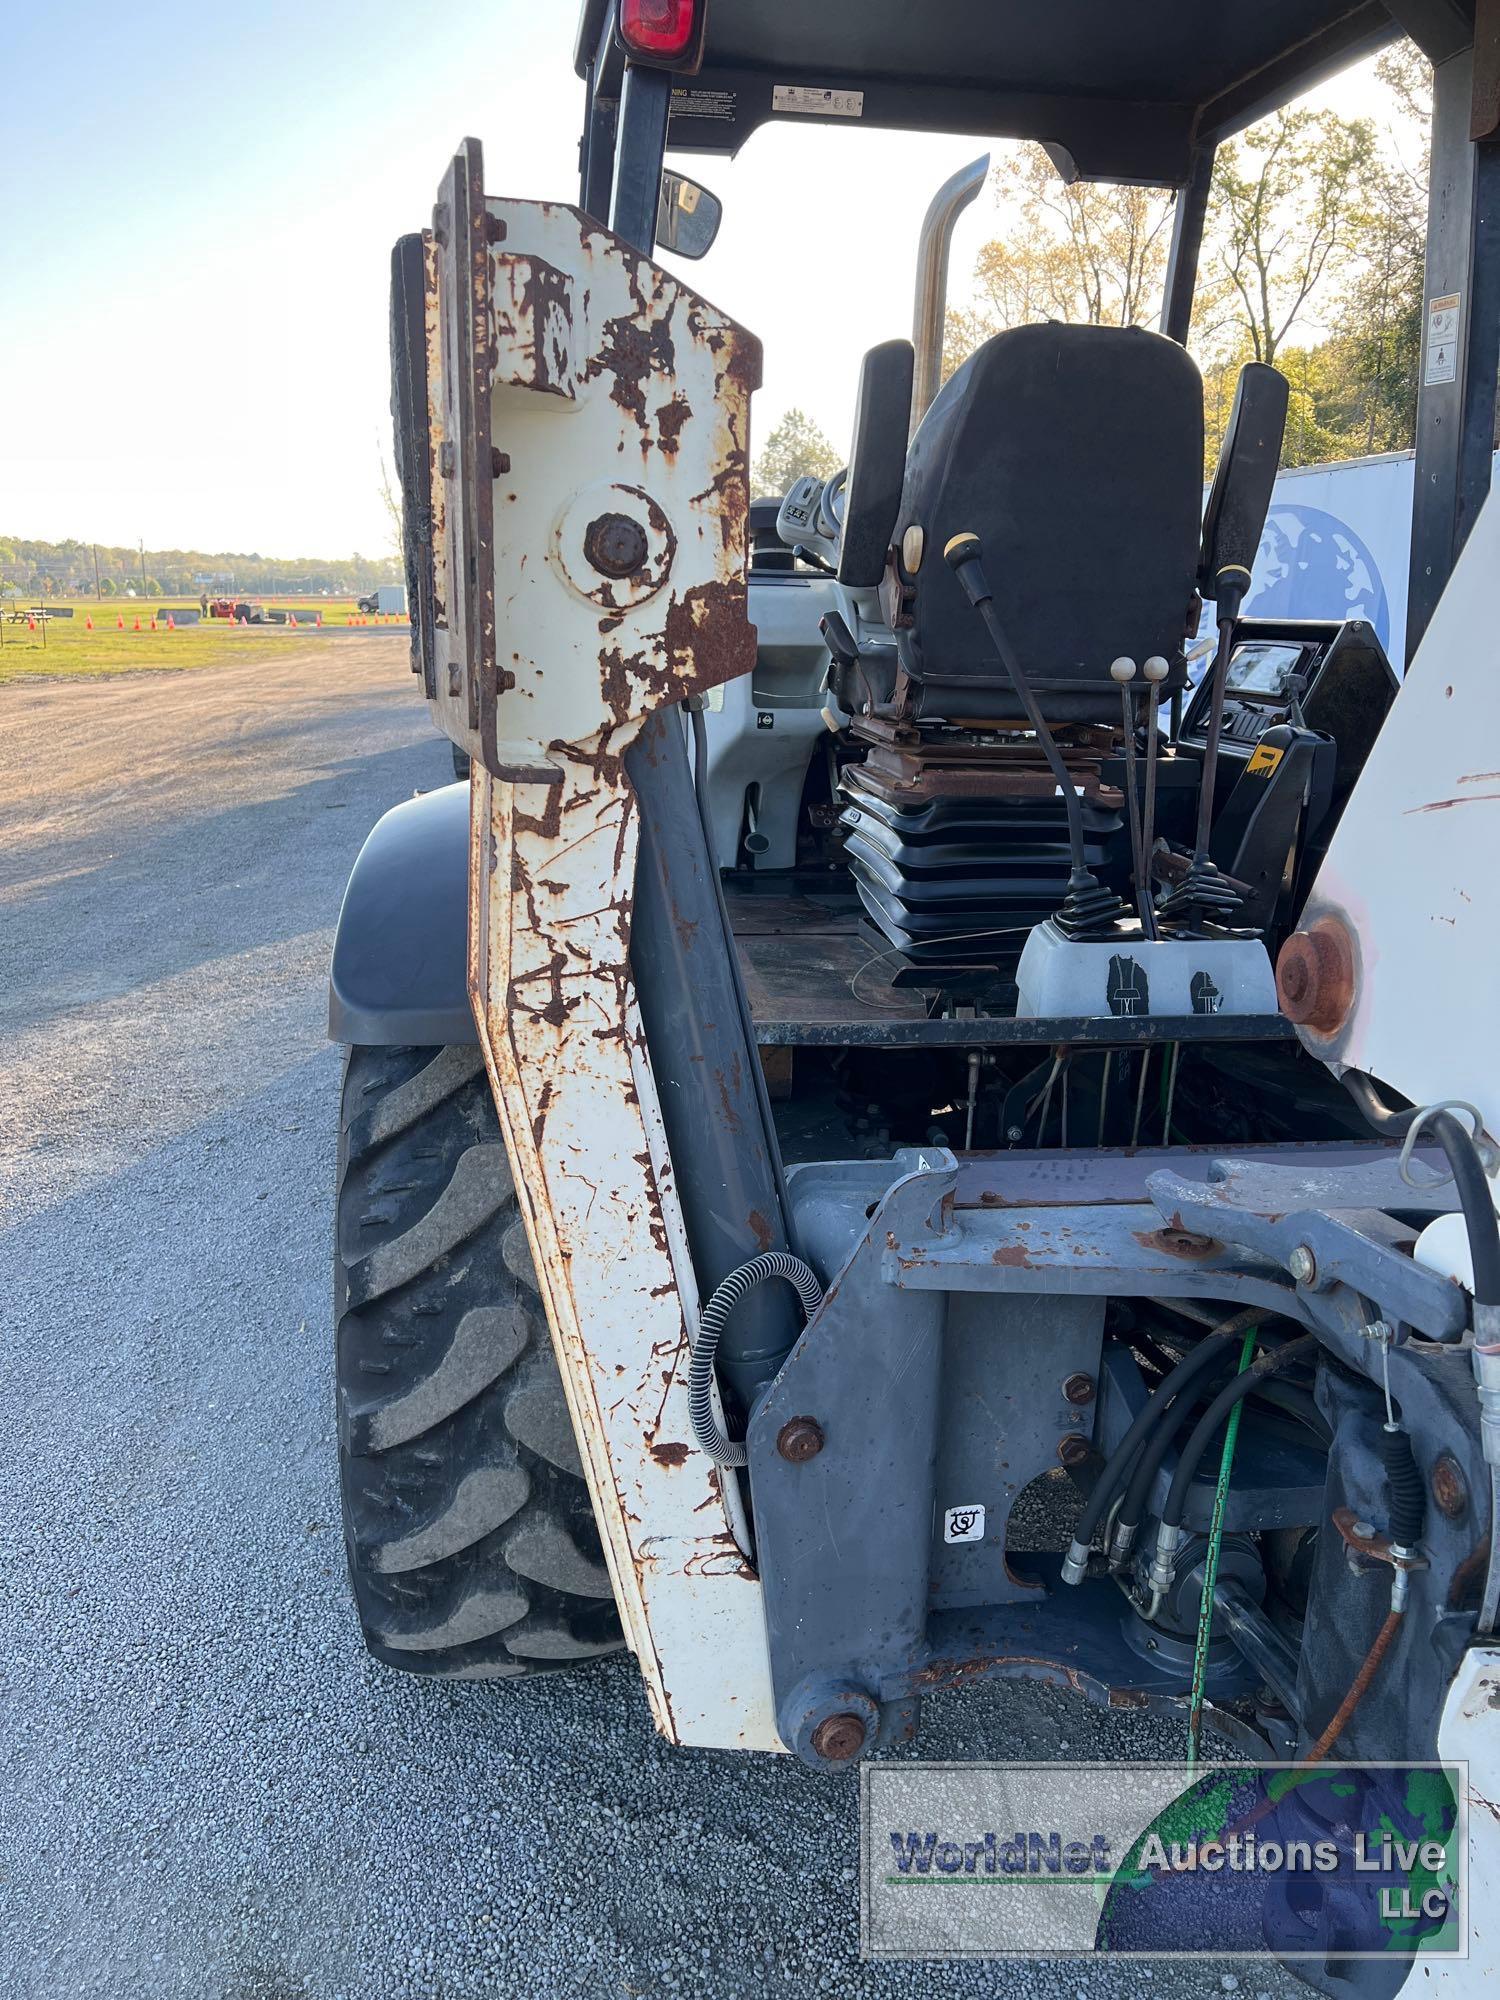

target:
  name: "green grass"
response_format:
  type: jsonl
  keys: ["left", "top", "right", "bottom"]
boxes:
{"left": 0, "top": 597, "right": 407, "bottom": 685}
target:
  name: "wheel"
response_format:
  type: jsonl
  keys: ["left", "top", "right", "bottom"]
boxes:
{"left": 334, "top": 1043, "right": 624, "bottom": 1678}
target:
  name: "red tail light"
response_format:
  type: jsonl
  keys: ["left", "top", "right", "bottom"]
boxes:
{"left": 619, "top": 0, "right": 699, "bottom": 64}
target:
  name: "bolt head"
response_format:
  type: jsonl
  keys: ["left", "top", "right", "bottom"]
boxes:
{"left": 1057, "top": 1434, "right": 1092, "bottom": 1468}
{"left": 1431, "top": 1452, "right": 1468, "bottom": 1519}
{"left": 583, "top": 511, "right": 650, "bottom": 580}
{"left": 776, "top": 1416, "right": 825, "bottom": 1464}
{"left": 1063, "top": 1373, "right": 1096, "bottom": 1406}
{"left": 810, "top": 1712, "right": 868, "bottom": 1763}
{"left": 1289, "top": 1244, "right": 1317, "bottom": 1286}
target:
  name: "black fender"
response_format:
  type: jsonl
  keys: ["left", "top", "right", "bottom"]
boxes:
{"left": 327, "top": 782, "right": 478, "bottom": 1046}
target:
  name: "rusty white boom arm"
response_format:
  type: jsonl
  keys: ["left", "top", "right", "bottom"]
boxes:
{"left": 401, "top": 138, "right": 779, "bottom": 1748}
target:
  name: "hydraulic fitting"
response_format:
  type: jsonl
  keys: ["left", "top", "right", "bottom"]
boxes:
{"left": 1472, "top": 1332, "right": 1500, "bottom": 1468}
{"left": 1108, "top": 1519, "right": 1138, "bottom": 1569}
{"left": 1146, "top": 1523, "right": 1183, "bottom": 1601}
{"left": 1061, "top": 1538, "right": 1092, "bottom": 1588}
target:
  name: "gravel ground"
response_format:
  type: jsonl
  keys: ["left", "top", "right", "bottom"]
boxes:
{"left": 0, "top": 644, "right": 1295, "bottom": 1998}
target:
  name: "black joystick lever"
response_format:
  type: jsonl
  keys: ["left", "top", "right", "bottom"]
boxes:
{"left": 945, "top": 532, "right": 1128, "bottom": 939}
{"left": 1157, "top": 562, "right": 1249, "bottom": 930}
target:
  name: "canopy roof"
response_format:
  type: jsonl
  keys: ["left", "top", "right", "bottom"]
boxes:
{"left": 576, "top": 1, "right": 1469, "bottom": 185}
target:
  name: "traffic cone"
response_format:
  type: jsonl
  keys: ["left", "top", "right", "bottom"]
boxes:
{"left": 86, "top": 614, "right": 93, "bottom": 630}
{"left": 316, "top": 610, "right": 323, "bottom": 627}
{"left": 28, "top": 616, "right": 36, "bottom": 631}
{"left": 167, "top": 614, "right": 175, "bottom": 630}
{"left": 150, "top": 617, "right": 157, "bottom": 631}
{"left": 133, "top": 618, "right": 141, "bottom": 632}
{"left": 288, "top": 612, "right": 298, "bottom": 629}
{"left": 117, "top": 615, "right": 124, "bottom": 630}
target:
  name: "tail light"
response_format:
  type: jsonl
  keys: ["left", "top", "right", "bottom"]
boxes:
{"left": 619, "top": 0, "right": 703, "bottom": 67}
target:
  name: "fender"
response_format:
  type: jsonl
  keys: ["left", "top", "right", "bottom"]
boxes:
{"left": 327, "top": 782, "right": 477, "bottom": 1046}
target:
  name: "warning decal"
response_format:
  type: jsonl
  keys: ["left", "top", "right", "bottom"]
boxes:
{"left": 1246, "top": 741, "right": 1285, "bottom": 777}
{"left": 1425, "top": 292, "right": 1461, "bottom": 386}
{"left": 670, "top": 87, "right": 737, "bottom": 123}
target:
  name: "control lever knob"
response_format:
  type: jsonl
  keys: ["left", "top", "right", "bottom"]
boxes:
{"left": 1143, "top": 655, "right": 1170, "bottom": 683}
{"left": 1110, "top": 656, "right": 1137, "bottom": 684}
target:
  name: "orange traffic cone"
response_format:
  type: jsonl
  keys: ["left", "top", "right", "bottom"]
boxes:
{"left": 27, "top": 616, "right": 36, "bottom": 631}
{"left": 316, "top": 610, "right": 323, "bottom": 627}
{"left": 117, "top": 615, "right": 124, "bottom": 630}
{"left": 133, "top": 618, "right": 141, "bottom": 632}
{"left": 150, "top": 617, "right": 157, "bottom": 631}
{"left": 167, "top": 614, "right": 175, "bottom": 630}
{"left": 86, "top": 614, "right": 94, "bottom": 630}
{"left": 288, "top": 612, "right": 298, "bottom": 629}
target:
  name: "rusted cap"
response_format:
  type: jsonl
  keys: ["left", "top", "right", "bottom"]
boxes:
{"left": 584, "top": 511, "right": 650, "bottom": 579}
{"left": 1056, "top": 1434, "right": 1091, "bottom": 1468}
{"left": 776, "top": 1416, "right": 825, "bottom": 1464}
{"left": 1276, "top": 916, "right": 1355, "bottom": 1036}
{"left": 810, "top": 1712, "right": 867, "bottom": 1762}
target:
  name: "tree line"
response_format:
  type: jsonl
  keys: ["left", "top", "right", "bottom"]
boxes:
{"left": 0, "top": 535, "right": 402, "bottom": 601}
{"left": 755, "top": 43, "right": 1437, "bottom": 496}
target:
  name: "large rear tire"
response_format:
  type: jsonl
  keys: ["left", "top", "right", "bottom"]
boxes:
{"left": 334, "top": 1043, "right": 624, "bottom": 1678}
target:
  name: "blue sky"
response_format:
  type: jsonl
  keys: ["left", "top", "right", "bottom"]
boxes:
{"left": 0, "top": 4, "right": 1394, "bottom": 560}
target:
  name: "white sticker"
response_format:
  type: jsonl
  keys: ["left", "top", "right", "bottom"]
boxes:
{"left": 669, "top": 87, "right": 736, "bottom": 124}
{"left": 1425, "top": 291, "right": 1461, "bottom": 386}
{"left": 943, "top": 1503, "right": 985, "bottom": 1545}
{"left": 773, "top": 83, "right": 865, "bottom": 119}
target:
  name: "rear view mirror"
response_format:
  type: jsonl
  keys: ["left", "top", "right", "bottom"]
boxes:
{"left": 656, "top": 170, "right": 722, "bottom": 259}
{"left": 1199, "top": 362, "right": 1289, "bottom": 611}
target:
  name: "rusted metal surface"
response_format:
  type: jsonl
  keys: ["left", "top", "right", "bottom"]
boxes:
{"left": 415, "top": 138, "right": 778, "bottom": 1750}
{"left": 809, "top": 1713, "right": 867, "bottom": 1762}
{"left": 470, "top": 756, "right": 779, "bottom": 1749}
{"left": 418, "top": 140, "right": 759, "bottom": 782}
{"left": 1275, "top": 914, "right": 1356, "bottom": 1036}
{"left": 775, "top": 1416, "right": 825, "bottom": 1464}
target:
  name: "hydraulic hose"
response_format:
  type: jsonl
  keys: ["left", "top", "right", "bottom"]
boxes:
{"left": 689, "top": 1252, "right": 824, "bottom": 1468}
{"left": 1340, "top": 1072, "right": 1500, "bottom": 1306}
{"left": 1061, "top": 1308, "right": 1262, "bottom": 1585}
{"left": 1159, "top": 1336, "right": 1318, "bottom": 1535}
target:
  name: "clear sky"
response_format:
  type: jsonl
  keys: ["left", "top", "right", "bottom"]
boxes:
{"left": 0, "top": 3, "right": 1402, "bottom": 561}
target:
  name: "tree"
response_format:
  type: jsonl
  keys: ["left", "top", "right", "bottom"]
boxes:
{"left": 753, "top": 408, "right": 842, "bottom": 499}
{"left": 944, "top": 148, "right": 1177, "bottom": 377}
{"left": 1205, "top": 108, "right": 1377, "bottom": 365}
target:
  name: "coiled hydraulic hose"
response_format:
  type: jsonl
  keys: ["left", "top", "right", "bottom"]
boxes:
{"left": 689, "top": 1253, "right": 824, "bottom": 1467}
{"left": 1061, "top": 1308, "right": 1262, "bottom": 1585}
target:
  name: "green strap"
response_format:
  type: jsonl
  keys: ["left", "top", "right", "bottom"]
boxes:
{"left": 1186, "top": 1325, "right": 1258, "bottom": 1765}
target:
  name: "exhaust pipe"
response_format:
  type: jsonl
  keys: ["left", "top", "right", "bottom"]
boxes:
{"left": 909, "top": 153, "right": 989, "bottom": 437}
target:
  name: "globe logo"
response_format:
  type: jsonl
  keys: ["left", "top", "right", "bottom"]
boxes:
{"left": 1245, "top": 502, "right": 1390, "bottom": 647}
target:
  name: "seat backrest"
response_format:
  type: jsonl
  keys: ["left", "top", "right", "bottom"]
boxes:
{"left": 892, "top": 322, "right": 1205, "bottom": 725}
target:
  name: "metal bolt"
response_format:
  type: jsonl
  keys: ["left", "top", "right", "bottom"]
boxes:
{"left": 1063, "top": 1373, "right": 1096, "bottom": 1406}
{"left": 810, "top": 1712, "right": 867, "bottom": 1763}
{"left": 484, "top": 211, "right": 508, "bottom": 244}
{"left": 1006, "top": 1125, "right": 1024, "bottom": 1143}
{"left": 1352, "top": 1518, "right": 1375, "bottom": 1540}
{"left": 776, "top": 1417, "right": 825, "bottom": 1464}
{"left": 1288, "top": 1244, "right": 1318, "bottom": 1286}
{"left": 583, "top": 511, "right": 650, "bottom": 579}
{"left": 491, "top": 448, "right": 510, "bottom": 477}
{"left": 1056, "top": 1434, "right": 1091, "bottom": 1468}
{"left": 1431, "top": 1453, "right": 1468, "bottom": 1519}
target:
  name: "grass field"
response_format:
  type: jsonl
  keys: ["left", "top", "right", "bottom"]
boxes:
{"left": 0, "top": 598, "right": 408, "bottom": 685}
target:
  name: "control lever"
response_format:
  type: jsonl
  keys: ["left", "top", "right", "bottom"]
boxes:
{"left": 1110, "top": 657, "right": 1152, "bottom": 936}
{"left": 1158, "top": 567, "right": 1250, "bottom": 928}
{"left": 945, "top": 533, "right": 1126, "bottom": 939}
{"left": 1139, "top": 654, "right": 1169, "bottom": 938}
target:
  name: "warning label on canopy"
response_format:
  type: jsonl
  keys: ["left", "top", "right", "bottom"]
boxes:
{"left": 1425, "top": 293, "right": 1461, "bottom": 385}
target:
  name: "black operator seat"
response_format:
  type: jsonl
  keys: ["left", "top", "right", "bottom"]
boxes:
{"left": 865, "top": 323, "right": 1206, "bottom": 726}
